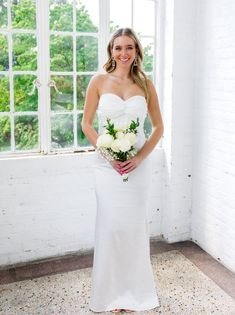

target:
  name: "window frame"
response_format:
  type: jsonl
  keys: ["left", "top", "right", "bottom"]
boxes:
{"left": 0, "top": 0, "right": 158, "bottom": 157}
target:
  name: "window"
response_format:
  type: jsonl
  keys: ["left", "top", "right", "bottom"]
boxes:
{"left": 0, "top": 0, "right": 157, "bottom": 155}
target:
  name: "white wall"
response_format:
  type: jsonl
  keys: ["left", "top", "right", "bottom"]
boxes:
{"left": 161, "top": 0, "right": 195, "bottom": 242}
{"left": 0, "top": 150, "right": 163, "bottom": 267}
{"left": 191, "top": 0, "right": 235, "bottom": 273}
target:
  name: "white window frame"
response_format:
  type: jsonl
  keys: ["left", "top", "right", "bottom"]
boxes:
{"left": 0, "top": 0, "right": 158, "bottom": 157}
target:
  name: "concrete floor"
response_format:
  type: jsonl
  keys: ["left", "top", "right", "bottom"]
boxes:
{"left": 0, "top": 241, "right": 235, "bottom": 314}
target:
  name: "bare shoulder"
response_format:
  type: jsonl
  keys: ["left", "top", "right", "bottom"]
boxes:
{"left": 88, "top": 73, "right": 105, "bottom": 86}
{"left": 88, "top": 73, "right": 108, "bottom": 94}
{"left": 145, "top": 78, "right": 160, "bottom": 112}
{"left": 146, "top": 78, "right": 157, "bottom": 95}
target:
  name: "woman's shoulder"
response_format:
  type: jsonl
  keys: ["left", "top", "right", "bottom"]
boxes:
{"left": 90, "top": 72, "right": 109, "bottom": 83}
{"left": 145, "top": 77, "right": 154, "bottom": 88}
{"left": 146, "top": 78, "right": 157, "bottom": 93}
{"left": 89, "top": 73, "right": 109, "bottom": 94}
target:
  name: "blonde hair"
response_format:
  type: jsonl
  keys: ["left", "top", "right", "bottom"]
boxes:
{"left": 103, "top": 28, "right": 149, "bottom": 102}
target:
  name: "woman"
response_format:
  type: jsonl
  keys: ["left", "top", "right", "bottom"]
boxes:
{"left": 82, "top": 28, "right": 164, "bottom": 313}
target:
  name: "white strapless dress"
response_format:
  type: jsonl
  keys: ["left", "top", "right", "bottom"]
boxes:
{"left": 89, "top": 93, "right": 160, "bottom": 312}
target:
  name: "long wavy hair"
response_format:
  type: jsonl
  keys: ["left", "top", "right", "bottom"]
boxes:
{"left": 103, "top": 28, "right": 149, "bottom": 102}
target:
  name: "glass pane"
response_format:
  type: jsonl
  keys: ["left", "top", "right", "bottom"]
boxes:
{"left": 142, "top": 37, "right": 154, "bottom": 72}
{"left": 13, "top": 34, "right": 37, "bottom": 70}
{"left": 11, "top": 0, "right": 36, "bottom": 29}
{"left": 50, "top": 0, "right": 73, "bottom": 32}
{"left": 0, "top": 75, "right": 10, "bottom": 112}
{"left": 51, "top": 114, "right": 74, "bottom": 149}
{"left": 0, "top": 34, "right": 9, "bottom": 70}
{"left": 76, "top": 0, "right": 98, "bottom": 32}
{"left": 0, "top": 116, "right": 11, "bottom": 152}
{"left": 50, "top": 35, "right": 73, "bottom": 71}
{"left": 110, "top": 0, "right": 132, "bottom": 32}
{"left": 50, "top": 76, "right": 73, "bottom": 111}
{"left": 77, "top": 112, "right": 97, "bottom": 147}
{"left": 14, "top": 75, "right": 38, "bottom": 112}
{"left": 144, "top": 115, "right": 152, "bottom": 139}
{"left": 133, "top": 0, "right": 155, "bottom": 36}
{"left": 14, "top": 115, "right": 38, "bottom": 150}
{"left": 0, "top": 0, "right": 8, "bottom": 28}
{"left": 77, "top": 75, "right": 91, "bottom": 110}
{"left": 76, "top": 36, "right": 98, "bottom": 72}
{"left": 77, "top": 113, "right": 89, "bottom": 147}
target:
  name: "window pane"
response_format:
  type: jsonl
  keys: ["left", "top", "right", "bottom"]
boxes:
{"left": 0, "top": 116, "right": 11, "bottom": 152}
{"left": 14, "top": 75, "right": 38, "bottom": 112}
{"left": 144, "top": 115, "right": 152, "bottom": 139}
{"left": 0, "top": 75, "right": 10, "bottom": 112}
{"left": 50, "top": 35, "right": 73, "bottom": 71}
{"left": 110, "top": 0, "right": 132, "bottom": 32}
{"left": 142, "top": 38, "right": 154, "bottom": 72}
{"left": 77, "top": 113, "right": 89, "bottom": 147}
{"left": 77, "top": 75, "right": 91, "bottom": 110}
{"left": 0, "top": 34, "right": 9, "bottom": 70}
{"left": 50, "top": 0, "right": 73, "bottom": 32}
{"left": 133, "top": 0, "right": 155, "bottom": 36}
{"left": 0, "top": 0, "right": 8, "bottom": 28}
{"left": 11, "top": 0, "right": 36, "bottom": 29}
{"left": 77, "top": 112, "right": 97, "bottom": 147}
{"left": 50, "top": 76, "right": 73, "bottom": 111}
{"left": 13, "top": 34, "right": 37, "bottom": 71}
{"left": 14, "top": 115, "right": 38, "bottom": 150}
{"left": 76, "top": 0, "right": 98, "bottom": 32}
{"left": 51, "top": 114, "right": 74, "bottom": 149}
{"left": 76, "top": 36, "right": 98, "bottom": 72}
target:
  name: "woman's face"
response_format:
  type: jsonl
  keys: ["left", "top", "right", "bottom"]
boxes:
{"left": 112, "top": 35, "right": 137, "bottom": 68}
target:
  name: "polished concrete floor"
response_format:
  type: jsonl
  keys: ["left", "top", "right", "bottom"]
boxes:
{"left": 0, "top": 241, "right": 235, "bottom": 314}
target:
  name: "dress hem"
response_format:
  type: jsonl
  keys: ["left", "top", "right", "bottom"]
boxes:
{"left": 89, "top": 300, "right": 161, "bottom": 313}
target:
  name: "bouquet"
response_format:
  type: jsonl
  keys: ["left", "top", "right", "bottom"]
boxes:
{"left": 96, "top": 117, "right": 140, "bottom": 182}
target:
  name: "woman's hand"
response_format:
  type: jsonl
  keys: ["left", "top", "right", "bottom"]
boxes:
{"left": 119, "top": 155, "right": 143, "bottom": 175}
{"left": 109, "top": 160, "right": 123, "bottom": 174}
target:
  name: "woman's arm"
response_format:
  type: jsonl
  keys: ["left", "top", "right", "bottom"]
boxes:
{"left": 121, "top": 80, "right": 164, "bottom": 173}
{"left": 137, "top": 79, "right": 164, "bottom": 160}
{"left": 81, "top": 75, "right": 123, "bottom": 174}
{"left": 81, "top": 75, "right": 100, "bottom": 148}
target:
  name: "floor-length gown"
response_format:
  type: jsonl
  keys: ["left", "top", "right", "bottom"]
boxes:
{"left": 89, "top": 93, "right": 160, "bottom": 312}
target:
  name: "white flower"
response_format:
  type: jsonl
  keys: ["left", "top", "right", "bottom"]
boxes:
{"left": 116, "top": 131, "right": 125, "bottom": 139}
{"left": 124, "top": 132, "right": 137, "bottom": 145}
{"left": 96, "top": 134, "right": 114, "bottom": 148}
{"left": 111, "top": 139, "right": 121, "bottom": 153}
{"left": 118, "top": 138, "right": 131, "bottom": 152}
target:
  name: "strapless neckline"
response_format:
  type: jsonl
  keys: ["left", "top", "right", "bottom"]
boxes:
{"left": 100, "top": 93, "right": 146, "bottom": 103}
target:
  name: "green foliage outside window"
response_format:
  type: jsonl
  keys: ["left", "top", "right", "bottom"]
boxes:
{"left": 0, "top": 116, "right": 10, "bottom": 152}
{"left": 0, "top": 34, "right": 8, "bottom": 70}
{"left": 0, "top": 0, "right": 8, "bottom": 28}
{"left": 11, "top": 0, "right": 36, "bottom": 29}
{"left": 0, "top": 76, "right": 10, "bottom": 111}
{"left": 14, "top": 115, "right": 38, "bottom": 150}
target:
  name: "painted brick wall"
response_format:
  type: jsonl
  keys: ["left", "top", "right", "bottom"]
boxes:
{"left": 191, "top": 0, "right": 235, "bottom": 272}
{"left": 161, "top": 0, "right": 195, "bottom": 243}
{"left": 0, "top": 150, "right": 163, "bottom": 267}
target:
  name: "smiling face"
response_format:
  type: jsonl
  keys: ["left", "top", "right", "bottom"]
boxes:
{"left": 111, "top": 35, "right": 137, "bottom": 69}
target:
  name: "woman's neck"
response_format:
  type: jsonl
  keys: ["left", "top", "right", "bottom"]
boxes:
{"left": 111, "top": 68, "right": 131, "bottom": 80}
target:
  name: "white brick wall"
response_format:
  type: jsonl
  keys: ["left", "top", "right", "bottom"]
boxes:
{"left": 0, "top": 150, "right": 163, "bottom": 267}
{"left": 192, "top": 0, "right": 235, "bottom": 272}
{"left": 161, "top": 0, "right": 195, "bottom": 242}
{"left": 0, "top": 153, "right": 96, "bottom": 266}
